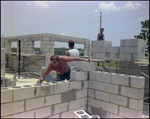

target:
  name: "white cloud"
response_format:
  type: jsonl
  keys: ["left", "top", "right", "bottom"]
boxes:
{"left": 98, "top": 1, "right": 145, "bottom": 12}
{"left": 27, "top": 1, "right": 58, "bottom": 9}
{"left": 60, "top": 33, "right": 70, "bottom": 36}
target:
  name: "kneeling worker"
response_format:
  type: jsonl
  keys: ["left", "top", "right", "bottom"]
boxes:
{"left": 36, "top": 55, "right": 89, "bottom": 83}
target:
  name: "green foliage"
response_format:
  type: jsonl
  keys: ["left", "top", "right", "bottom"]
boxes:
{"left": 11, "top": 47, "right": 17, "bottom": 52}
{"left": 134, "top": 20, "right": 149, "bottom": 55}
{"left": 34, "top": 47, "right": 40, "bottom": 51}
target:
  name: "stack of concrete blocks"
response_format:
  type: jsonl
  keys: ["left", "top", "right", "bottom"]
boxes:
{"left": 119, "top": 39, "right": 145, "bottom": 60}
{"left": 21, "top": 39, "right": 34, "bottom": 54}
{"left": 1, "top": 61, "right": 94, "bottom": 118}
{"left": 119, "top": 61, "right": 149, "bottom": 95}
{"left": 107, "top": 47, "right": 120, "bottom": 60}
{"left": 88, "top": 71, "right": 145, "bottom": 118}
{"left": 91, "top": 41, "right": 112, "bottom": 60}
{"left": 84, "top": 44, "right": 91, "bottom": 56}
{"left": 1, "top": 48, "right": 6, "bottom": 87}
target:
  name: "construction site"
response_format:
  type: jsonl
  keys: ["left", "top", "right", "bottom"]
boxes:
{"left": 1, "top": 33, "right": 149, "bottom": 118}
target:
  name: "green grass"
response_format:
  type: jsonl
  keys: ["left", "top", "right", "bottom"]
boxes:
{"left": 95, "top": 61, "right": 120, "bottom": 69}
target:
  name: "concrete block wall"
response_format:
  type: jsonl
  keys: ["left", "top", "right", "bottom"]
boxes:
{"left": 91, "top": 41, "right": 112, "bottom": 59}
{"left": 119, "top": 61, "right": 149, "bottom": 94}
{"left": 87, "top": 71, "right": 145, "bottom": 118}
{"left": 1, "top": 48, "right": 6, "bottom": 87}
{"left": 119, "top": 39, "right": 145, "bottom": 60}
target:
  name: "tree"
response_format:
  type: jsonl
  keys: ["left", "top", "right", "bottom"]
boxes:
{"left": 134, "top": 20, "right": 149, "bottom": 56}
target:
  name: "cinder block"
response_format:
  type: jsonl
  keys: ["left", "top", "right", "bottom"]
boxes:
{"left": 119, "top": 47, "right": 125, "bottom": 53}
{"left": 107, "top": 47, "right": 111, "bottom": 52}
{"left": 131, "top": 47, "right": 144, "bottom": 53}
{"left": 91, "top": 41, "right": 96, "bottom": 46}
{"left": 110, "top": 47, "right": 120, "bottom": 53}
{"left": 120, "top": 40, "right": 126, "bottom": 46}
{"left": 82, "top": 81, "right": 88, "bottom": 89}
{"left": 109, "top": 113, "right": 126, "bottom": 118}
{"left": 88, "top": 89, "right": 94, "bottom": 98}
{"left": 102, "top": 83, "right": 119, "bottom": 94}
{"left": 12, "top": 110, "right": 34, "bottom": 118}
{"left": 125, "top": 39, "right": 132, "bottom": 46}
{"left": 49, "top": 114, "right": 60, "bottom": 118}
{"left": 26, "top": 97, "right": 45, "bottom": 111}
{"left": 89, "top": 71, "right": 96, "bottom": 80}
{"left": 70, "top": 71, "right": 88, "bottom": 81}
{"left": 54, "top": 102, "right": 68, "bottom": 115}
{"left": 89, "top": 80, "right": 102, "bottom": 90}
{"left": 1, "top": 101, "right": 24, "bottom": 117}
{"left": 121, "top": 86, "right": 144, "bottom": 99}
{"left": 110, "top": 53, "right": 119, "bottom": 60}
{"left": 91, "top": 52, "right": 96, "bottom": 58}
{"left": 129, "top": 98, "right": 143, "bottom": 110}
{"left": 35, "top": 106, "right": 52, "bottom": 118}
{"left": 100, "top": 47, "right": 107, "bottom": 52}
{"left": 130, "top": 75, "right": 145, "bottom": 88}
{"left": 77, "top": 62, "right": 95, "bottom": 71}
{"left": 45, "top": 94, "right": 61, "bottom": 106}
{"left": 111, "top": 73, "right": 129, "bottom": 86}
{"left": 88, "top": 97, "right": 101, "bottom": 108}
{"left": 1, "top": 88, "right": 13, "bottom": 103}
{"left": 69, "top": 99, "right": 82, "bottom": 110}
{"left": 95, "top": 46, "right": 100, "bottom": 52}
{"left": 81, "top": 97, "right": 87, "bottom": 106}
{"left": 119, "top": 106, "right": 143, "bottom": 118}
{"left": 119, "top": 53, "right": 125, "bottom": 60}
{"left": 131, "top": 39, "right": 145, "bottom": 47}
{"left": 76, "top": 89, "right": 87, "bottom": 99}
{"left": 125, "top": 53, "right": 131, "bottom": 60}
{"left": 95, "top": 72, "right": 111, "bottom": 83}
{"left": 131, "top": 53, "right": 145, "bottom": 60}
{"left": 96, "top": 41, "right": 112, "bottom": 47}
{"left": 124, "top": 68, "right": 137, "bottom": 75}
{"left": 13, "top": 86, "right": 35, "bottom": 101}
{"left": 54, "top": 82, "right": 69, "bottom": 94}
{"left": 119, "top": 61, "right": 131, "bottom": 67}
{"left": 125, "top": 47, "right": 132, "bottom": 53}
{"left": 110, "top": 94, "right": 127, "bottom": 106}
{"left": 95, "top": 91, "right": 109, "bottom": 102}
{"left": 35, "top": 83, "right": 54, "bottom": 97}
{"left": 102, "top": 101, "right": 118, "bottom": 114}
{"left": 61, "top": 110, "right": 78, "bottom": 118}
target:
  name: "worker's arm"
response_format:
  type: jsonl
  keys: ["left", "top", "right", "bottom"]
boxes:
{"left": 65, "top": 51, "right": 70, "bottom": 56}
{"left": 63, "top": 56, "right": 89, "bottom": 62}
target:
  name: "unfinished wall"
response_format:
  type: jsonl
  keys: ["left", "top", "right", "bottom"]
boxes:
{"left": 1, "top": 62, "right": 145, "bottom": 118}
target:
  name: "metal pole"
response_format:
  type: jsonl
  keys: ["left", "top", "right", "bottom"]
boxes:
{"left": 18, "top": 40, "right": 21, "bottom": 79}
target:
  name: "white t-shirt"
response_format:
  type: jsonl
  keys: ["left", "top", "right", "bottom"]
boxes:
{"left": 68, "top": 48, "right": 79, "bottom": 70}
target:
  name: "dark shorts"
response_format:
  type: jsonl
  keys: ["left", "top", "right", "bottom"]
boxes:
{"left": 56, "top": 67, "right": 71, "bottom": 81}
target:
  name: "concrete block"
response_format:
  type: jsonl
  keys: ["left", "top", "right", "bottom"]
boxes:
{"left": 110, "top": 53, "right": 119, "bottom": 60}
{"left": 49, "top": 114, "right": 60, "bottom": 118}
{"left": 45, "top": 94, "right": 61, "bottom": 106}
{"left": 106, "top": 47, "right": 111, "bottom": 52}
{"left": 110, "top": 47, "right": 120, "bottom": 53}
{"left": 109, "top": 113, "right": 125, "bottom": 118}
{"left": 95, "top": 46, "right": 100, "bottom": 52}
{"left": 76, "top": 81, "right": 82, "bottom": 90}
{"left": 95, "top": 91, "right": 109, "bottom": 102}
{"left": 76, "top": 89, "right": 87, "bottom": 99}
{"left": 81, "top": 97, "right": 87, "bottom": 106}
{"left": 89, "top": 71, "right": 96, "bottom": 80}
{"left": 54, "top": 102, "right": 68, "bottom": 115}
{"left": 96, "top": 41, "right": 112, "bottom": 47}
{"left": 89, "top": 80, "right": 102, "bottom": 90}
{"left": 119, "top": 47, "right": 125, "bottom": 53}
{"left": 91, "top": 41, "right": 96, "bottom": 46}
{"left": 124, "top": 67, "right": 137, "bottom": 75}
{"left": 130, "top": 75, "right": 145, "bottom": 88}
{"left": 102, "top": 101, "right": 118, "bottom": 114}
{"left": 13, "top": 86, "right": 35, "bottom": 101}
{"left": 88, "top": 89, "right": 94, "bottom": 98}
{"left": 119, "top": 106, "right": 143, "bottom": 118}
{"left": 125, "top": 39, "right": 132, "bottom": 46}
{"left": 131, "top": 53, "right": 145, "bottom": 60}
{"left": 121, "top": 86, "right": 144, "bottom": 99}
{"left": 69, "top": 99, "right": 82, "bottom": 110}
{"left": 12, "top": 110, "right": 34, "bottom": 118}
{"left": 1, "top": 101, "right": 24, "bottom": 117}
{"left": 129, "top": 98, "right": 143, "bottom": 110}
{"left": 120, "top": 40, "right": 126, "bottom": 46}
{"left": 125, "top": 53, "right": 131, "bottom": 60}
{"left": 95, "top": 72, "right": 111, "bottom": 83}
{"left": 77, "top": 62, "right": 95, "bottom": 71}
{"left": 82, "top": 81, "right": 88, "bottom": 89}
{"left": 91, "top": 52, "right": 96, "bottom": 58}
{"left": 88, "top": 97, "right": 101, "bottom": 108}
{"left": 100, "top": 47, "right": 107, "bottom": 52}
{"left": 35, "top": 106, "right": 52, "bottom": 118}
{"left": 35, "top": 83, "right": 53, "bottom": 97}
{"left": 110, "top": 94, "right": 127, "bottom": 106}
{"left": 119, "top": 53, "right": 125, "bottom": 60}
{"left": 102, "top": 83, "right": 119, "bottom": 94}
{"left": 54, "top": 82, "right": 69, "bottom": 94}
{"left": 131, "top": 39, "right": 145, "bottom": 47}
{"left": 74, "top": 106, "right": 86, "bottom": 111}
{"left": 1, "top": 87, "right": 13, "bottom": 103}
{"left": 70, "top": 71, "right": 88, "bottom": 81}
{"left": 131, "top": 47, "right": 145, "bottom": 53}
{"left": 111, "top": 73, "right": 129, "bottom": 86}
{"left": 26, "top": 97, "right": 45, "bottom": 111}
{"left": 125, "top": 47, "right": 132, "bottom": 53}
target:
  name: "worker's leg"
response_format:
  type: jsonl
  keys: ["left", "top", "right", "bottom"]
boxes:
{"left": 57, "top": 67, "right": 71, "bottom": 81}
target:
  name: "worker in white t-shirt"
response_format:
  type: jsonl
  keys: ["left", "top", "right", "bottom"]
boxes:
{"left": 65, "top": 40, "right": 79, "bottom": 70}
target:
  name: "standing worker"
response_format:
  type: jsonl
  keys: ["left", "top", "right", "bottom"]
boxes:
{"left": 36, "top": 55, "right": 89, "bottom": 83}
{"left": 97, "top": 28, "right": 105, "bottom": 41}
{"left": 65, "top": 40, "right": 79, "bottom": 70}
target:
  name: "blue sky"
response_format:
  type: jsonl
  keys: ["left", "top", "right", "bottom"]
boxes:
{"left": 1, "top": 1, "right": 149, "bottom": 49}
